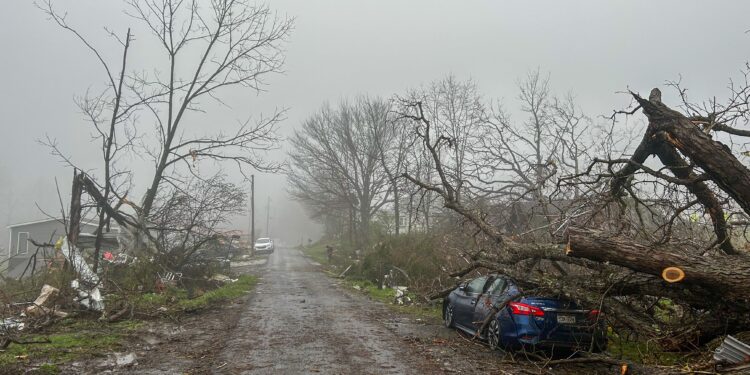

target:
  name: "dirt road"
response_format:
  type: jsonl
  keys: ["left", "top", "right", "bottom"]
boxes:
{"left": 61, "top": 247, "right": 629, "bottom": 374}
{"left": 216, "top": 246, "right": 439, "bottom": 374}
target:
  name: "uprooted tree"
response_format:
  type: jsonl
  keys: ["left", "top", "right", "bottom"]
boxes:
{"left": 396, "top": 71, "right": 750, "bottom": 348}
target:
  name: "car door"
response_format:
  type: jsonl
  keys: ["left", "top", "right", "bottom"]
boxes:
{"left": 472, "top": 277, "right": 507, "bottom": 328}
{"left": 453, "top": 276, "right": 489, "bottom": 330}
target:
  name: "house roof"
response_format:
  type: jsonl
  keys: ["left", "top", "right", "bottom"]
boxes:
{"left": 7, "top": 218, "right": 108, "bottom": 229}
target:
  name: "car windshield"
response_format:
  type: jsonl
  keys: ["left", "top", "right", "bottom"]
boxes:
{"left": 256, "top": 238, "right": 271, "bottom": 244}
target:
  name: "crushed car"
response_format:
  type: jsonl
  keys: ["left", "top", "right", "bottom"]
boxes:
{"left": 443, "top": 273, "right": 607, "bottom": 353}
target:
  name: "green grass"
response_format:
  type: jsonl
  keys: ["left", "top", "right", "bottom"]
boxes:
{"left": 1, "top": 274, "right": 257, "bottom": 372}
{"left": 0, "top": 318, "right": 134, "bottom": 370}
{"left": 606, "top": 330, "right": 683, "bottom": 365}
{"left": 301, "top": 241, "right": 336, "bottom": 265}
{"left": 131, "top": 275, "right": 258, "bottom": 312}
{"left": 349, "top": 279, "right": 441, "bottom": 320}
{"left": 178, "top": 274, "right": 257, "bottom": 311}
{"left": 132, "top": 287, "right": 188, "bottom": 311}
{"left": 0, "top": 275, "right": 257, "bottom": 370}
{"left": 351, "top": 280, "right": 393, "bottom": 299}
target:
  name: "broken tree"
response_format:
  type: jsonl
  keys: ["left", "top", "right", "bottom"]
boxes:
{"left": 397, "top": 81, "right": 750, "bottom": 348}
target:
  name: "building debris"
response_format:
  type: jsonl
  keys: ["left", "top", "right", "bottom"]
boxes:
{"left": 338, "top": 264, "right": 353, "bottom": 278}
{"left": 115, "top": 352, "right": 137, "bottom": 367}
{"left": 210, "top": 274, "right": 237, "bottom": 283}
{"left": 25, "top": 285, "right": 68, "bottom": 318}
{"left": 57, "top": 237, "right": 105, "bottom": 311}
{"left": 394, "top": 286, "right": 411, "bottom": 305}
{"left": 714, "top": 335, "right": 750, "bottom": 365}
{"left": 0, "top": 318, "right": 25, "bottom": 331}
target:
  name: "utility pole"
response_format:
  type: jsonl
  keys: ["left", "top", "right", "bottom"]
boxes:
{"left": 266, "top": 196, "right": 271, "bottom": 236}
{"left": 250, "top": 175, "right": 255, "bottom": 245}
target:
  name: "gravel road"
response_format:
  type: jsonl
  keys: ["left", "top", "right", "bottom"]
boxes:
{"left": 56, "top": 246, "right": 629, "bottom": 375}
{"left": 215, "top": 246, "right": 438, "bottom": 374}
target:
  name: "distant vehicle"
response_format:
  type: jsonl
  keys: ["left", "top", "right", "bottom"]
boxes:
{"left": 254, "top": 237, "right": 274, "bottom": 254}
{"left": 443, "top": 273, "right": 607, "bottom": 353}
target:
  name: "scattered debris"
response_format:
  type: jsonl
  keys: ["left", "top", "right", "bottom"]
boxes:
{"left": 158, "top": 271, "right": 183, "bottom": 283}
{"left": 0, "top": 318, "right": 25, "bottom": 331}
{"left": 393, "top": 286, "right": 411, "bottom": 305}
{"left": 338, "top": 264, "right": 353, "bottom": 278}
{"left": 210, "top": 274, "right": 237, "bottom": 283}
{"left": 230, "top": 258, "right": 267, "bottom": 267}
{"left": 115, "top": 352, "right": 137, "bottom": 367}
{"left": 25, "top": 284, "right": 68, "bottom": 318}
{"left": 70, "top": 280, "right": 104, "bottom": 311}
{"left": 58, "top": 237, "right": 105, "bottom": 311}
{"left": 714, "top": 335, "right": 750, "bottom": 365}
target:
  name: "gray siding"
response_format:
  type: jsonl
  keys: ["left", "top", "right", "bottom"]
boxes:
{"left": 5, "top": 220, "right": 100, "bottom": 279}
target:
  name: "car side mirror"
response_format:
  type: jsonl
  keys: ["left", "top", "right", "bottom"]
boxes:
{"left": 458, "top": 283, "right": 467, "bottom": 291}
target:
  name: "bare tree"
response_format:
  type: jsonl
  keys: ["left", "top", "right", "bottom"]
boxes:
{"left": 288, "top": 97, "right": 394, "bottom": 245}
{"left": 38, "top": 0, "right": 292, "bottom": 268}
{"left": 148, "top": 174, "right": 245, "bottom": 269}
{"left": 41, "top": 0, "right": 292, "bottom": 218}
{"left": 38, "top": 2, "right": 142, "bottom": 272}
{"left": 396, "top": 69, "right": 750, "bottom": 347}
{"left": 470, "top": 71, "right": 623, "bottom": 235}
{"left": 406, "top": 76, "right": 486, "bottom": 203}
{"left": 123, "top": 0, "right": 291, "bottom": 217}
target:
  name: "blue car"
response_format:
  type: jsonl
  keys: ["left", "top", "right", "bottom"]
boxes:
{"left": 443, "top": 274, "right": 607, "bottom": 352}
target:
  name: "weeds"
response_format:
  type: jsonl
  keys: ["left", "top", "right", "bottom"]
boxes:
{"left": 0, "top": 318, "right": 127, "bottom": 369}
{"left": 348, "top": 280, "right": 441, "bottom": 320}
{"left": 178, "top": 275, "right": 257, "bottom": 311}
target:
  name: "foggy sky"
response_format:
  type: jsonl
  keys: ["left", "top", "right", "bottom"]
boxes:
{"left": 1, "top": 0, "right": 749, "bottom": 249}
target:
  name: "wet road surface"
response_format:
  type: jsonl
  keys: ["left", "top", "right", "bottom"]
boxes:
{"left": 216, "top": 247, "right": 435, "bottom": 374}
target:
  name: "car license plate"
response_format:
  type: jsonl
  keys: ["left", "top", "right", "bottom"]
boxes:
{"left": 557, "top": 315, "right": 576, "bottom": 324}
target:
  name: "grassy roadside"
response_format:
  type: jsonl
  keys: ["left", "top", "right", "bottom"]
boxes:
{"left": 347, "top": 279, "right": 442, "bottom": 321}
{"left": 134, "top": 274, "right": 258, "bottom": 312}
{"left": 300, "top": 242, "right": 441, "bottom": 320}
{"left": 301, "top": 241, "right": 690, "bottom": 369}
{"left": 1, "top": 275, "right": 258, "bottom": 373}
{"left": 300, "top": 241, "right": 333, "bottom": 265}
{"left": 0, "top": 319, "right": 142, "bottom": 373}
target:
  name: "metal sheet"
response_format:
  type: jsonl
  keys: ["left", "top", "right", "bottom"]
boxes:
{"left": 714, "top": 335, "right": 750, "bottom": 364}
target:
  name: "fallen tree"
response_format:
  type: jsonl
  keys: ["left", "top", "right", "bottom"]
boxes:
{"left": 396, "top": 80, "right": 750, "bottom": 348}
{"left": 567, "top": 228, "right": 750, "bottom": 301}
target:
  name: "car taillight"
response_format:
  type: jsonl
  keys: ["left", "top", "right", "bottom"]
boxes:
{"left": 508, "top": 302, "right": 545, "bottom": 317}
{"left": 588, "top": 309, "right": 602, "bottom": 320}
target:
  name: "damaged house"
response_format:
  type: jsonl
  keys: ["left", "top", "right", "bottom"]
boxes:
{"left": 3, "top": 218, "right": 118, "bottom": 279}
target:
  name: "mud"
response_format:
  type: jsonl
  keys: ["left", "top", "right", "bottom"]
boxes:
{"left": 216, "top": 247, "right": 440, "bottom": 374}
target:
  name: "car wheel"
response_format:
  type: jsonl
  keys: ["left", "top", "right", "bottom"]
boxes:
{"left": 444, "top": 303, "right": 455, "bottom": 328}
{"left": 487, "top": 319, "right": 502, "bottom": 350}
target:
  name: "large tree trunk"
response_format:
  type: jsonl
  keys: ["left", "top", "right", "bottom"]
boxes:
{"left": 567, "top": 228, "right": 750, "bottom": 347}
{"left": 632, "top": 90, "right": 750, "bottom": 217}
{"left": 567, "top": 228, "right": 750, "bottom": 300}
